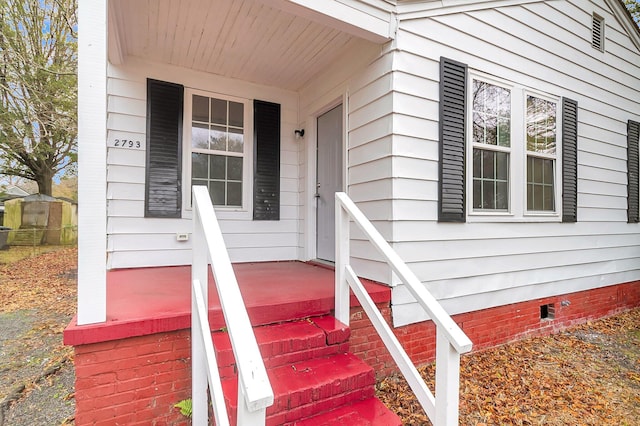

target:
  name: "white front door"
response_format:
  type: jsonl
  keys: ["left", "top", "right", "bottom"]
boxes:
{"left": 316, "top": 104, "right": 343, "bottom": 262}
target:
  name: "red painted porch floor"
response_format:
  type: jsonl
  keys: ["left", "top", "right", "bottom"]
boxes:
{"left": 64, "top": 261, "right": 390, "bottom": 346}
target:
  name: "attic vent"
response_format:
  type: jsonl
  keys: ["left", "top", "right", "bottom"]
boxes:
{"left": 592, "top": 13, "right": 604, "bottom": 51}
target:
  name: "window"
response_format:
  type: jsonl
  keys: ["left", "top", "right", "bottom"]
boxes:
{"left": 526, "top": 96, "right": 557, "bottom": 212}
{"left": 468, "top": 75, "right": 561, "bottom": 220}
{"left": 472, "top": 81, "right": 511, "bottom": 211}
{"left": 188, "top": 92, "right": 249, "bottom": 208}
{"left": 438, "top": 58, "right": 577, "bottom": 223}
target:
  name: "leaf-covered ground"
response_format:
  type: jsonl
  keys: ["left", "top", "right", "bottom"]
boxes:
{"left": 377, "top": 308, "right": 640, "bottom": 425}
{"left": 0, "top": 246, "right": 77, "bottom": 425}
{"left": 1, "top": 247, "right": 639, "bottom": 425}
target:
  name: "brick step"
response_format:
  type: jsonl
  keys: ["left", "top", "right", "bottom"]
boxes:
{"left": 289, "top": 397, "right": 402, "bottom": 426}
{"left": 222, "top": 352, "right": 376, "bottom": 425}
{"left": 212, "top": 316, "right": 350, "bottom": 379}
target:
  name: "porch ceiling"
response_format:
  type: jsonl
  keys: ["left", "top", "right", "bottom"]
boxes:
{"left": 109, "top": 0, "right": 392, "bottom": 91}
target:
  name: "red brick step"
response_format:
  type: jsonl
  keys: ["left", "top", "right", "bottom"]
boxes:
{"left": 216, "top": 316, "right": 399, "bottom": 425}
{"left": 212, "top": 316, "right": 350, "bottom": 379}
{"left": 290, "top": 397, "right": 402, "bottom": 426}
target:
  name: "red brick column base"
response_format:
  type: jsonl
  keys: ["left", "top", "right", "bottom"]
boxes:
{"left": 74, "top": 330, "right": 191, "bottom": 425}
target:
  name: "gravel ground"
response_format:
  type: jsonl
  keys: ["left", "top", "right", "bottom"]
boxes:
{"left": 0, "top": 310, "right": 75, "bottom": 426}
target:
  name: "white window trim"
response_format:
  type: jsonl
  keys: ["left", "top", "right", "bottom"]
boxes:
{"left": 182, "top": 88, "right": 253, "bottom": 220}
{"left": 466, "top": 72, "right": 562, "bottom": 223}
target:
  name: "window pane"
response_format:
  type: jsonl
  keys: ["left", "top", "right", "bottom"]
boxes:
{"left": 483, "top": 180, "right": 495, "bottom": 209}
{"left": 482, "top": 149, "right": 495, "bottom": 179}
{"left": 192, "top": 153, "right": 208, "bottom": 178}
{"left": 210, "top": 155, "right": 225, "bottom": 180}
{"left": 210, "top": 126, "right": 226, "bottom": 151}
{"left": 472, "top": 80, "right": 511, "bottom": 148}
{"left": 229, "top": 102, "right": 244, "bottom": 127}
{"left": 473, "top": 179, "right": 482, "bottom": 209}
{"left": 473, "top": 112, "right": 485, "bottom": 144}
{"left": 543, "top": 185, "right": 554, "bottom": 211}
{"left": 533, "top": 184, "right": 543, "bottom": 210}
{"left": 485, "top": 116, "right": 497, "bottom": 145}
{"left": 527, "top": 155, "right": 555, "bottom": 211}
{"left": 210, "top": 181, "right": 225, "bottom": 205}
{"left": 227, "top": 156, "right": 243, "bottom": 181}
{"left": 496, "top": 181, "right": 508, "bottom": 210}
{"left": 192, "top": 123, "right": 209, "bottom": 149}
{"left": 543, "top": 158, "right": 554, "bottom": 184}
{"left": 473, "top": 80, "right": 485, "bottom": 111}
{"left": 228, "top": 128, "right": 244, "bottom": 153}
{"left": 211, "top": 98, "right": 227, "bottom": 125}
{"left": 498, "top": 118, "right": 510, "bottom": 147}
{"left": 473, "top": 148, "right": 509, "bottom": 211}
{"left": 496, "top": 151, "right": 508, "bottom": 181}
{"left": 227, "top": 182, "right": 242, "bottom": 206}
{"left": 533, "top": 157, "right": 543, "bottom": 182}
{"left": 473, "top": 149, "right": 482, "bottom": 178}
{"left": 497, "top": 86, "right": 511, "bottom": 116}
{"left": 527, "top": 95, "right": 556, "bottom": 154}
{"left": 192, "top": 95, "right": 209, "bottom": 122}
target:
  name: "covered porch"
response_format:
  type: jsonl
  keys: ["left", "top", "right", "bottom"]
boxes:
{"left": 78, "top": 0, "right": 396, "bottom": 326}
{"left": 64, "top": 261, "right": 391, "bottom": 346}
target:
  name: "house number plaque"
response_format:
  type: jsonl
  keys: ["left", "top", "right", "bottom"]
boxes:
{"left": 108, "top": 133, "right": 145, "bottom": 150}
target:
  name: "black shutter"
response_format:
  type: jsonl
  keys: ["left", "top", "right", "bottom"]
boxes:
{"left": 253, "top": 100, "right": 280, "bottom": 220}
{"left": 145, "top": 79, "right": 183, "bottom": 218}
{"left": 628, "top": 120, "right": 640, "bottom": 223}
{"left": 561, "top": 98, "right": 578, "bottom": 223}
{"left": 438, "top": 57, "right": 467, "bottom": 222}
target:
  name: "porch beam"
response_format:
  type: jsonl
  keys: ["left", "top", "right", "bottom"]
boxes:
{"left": 77, "top": 0, "right": 107, "bottom": 325}
{"left": 262, "top": 0, "right": 395, "bottom": 43}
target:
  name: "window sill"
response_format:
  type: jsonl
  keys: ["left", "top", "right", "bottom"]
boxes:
{"left": 182, "top": 207, "right": 252, "bottom": 221}
{"left": 467, "top": 211, "right": 562, "bottom": 223}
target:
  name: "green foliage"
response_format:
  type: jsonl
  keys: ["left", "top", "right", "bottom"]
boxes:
{"left": 0, "top": 0, "right": 77, "bottom": 195}
{"left": 623, "top": 0, "right": 640, "bottom": 24}
{"left": 174, "top": 399, "right": 193, "bottom": 418}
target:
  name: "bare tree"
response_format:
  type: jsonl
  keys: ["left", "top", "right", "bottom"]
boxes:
{"left": 0, "top": 0, "right": 77, "bottom": 196}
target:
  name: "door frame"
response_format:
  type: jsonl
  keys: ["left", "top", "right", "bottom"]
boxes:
{"left": 304, "top": 93, "right": 348, "bottom": 261}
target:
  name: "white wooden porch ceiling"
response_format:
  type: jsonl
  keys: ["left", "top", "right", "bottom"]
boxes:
{"left": 110, "top": 0, "right": 388, "bottom": 91}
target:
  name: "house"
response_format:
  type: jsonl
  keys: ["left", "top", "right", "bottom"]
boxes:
{"left": 67, "top": 0, "right": 640, "bottom": 424}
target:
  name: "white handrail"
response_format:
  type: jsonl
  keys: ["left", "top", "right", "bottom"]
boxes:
{"left": 335, "top": 192, "right": 472, "bottom": 426}
{"left": 191, "top": 186, "right": 274, "bottom": 425}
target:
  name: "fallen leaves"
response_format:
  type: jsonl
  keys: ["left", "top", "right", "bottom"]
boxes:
{"left": 377, "top": 308, "right": 640, "bottom": 426}
{"left": 0, "top": 247, "right": 77, "bottom": 315}
{"left": 0, "top": 247, "right": 77, "bottom": 423}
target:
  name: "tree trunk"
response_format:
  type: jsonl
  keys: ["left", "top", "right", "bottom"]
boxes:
{"left": 36, "top": 171, "right": 54, "bottom": 196}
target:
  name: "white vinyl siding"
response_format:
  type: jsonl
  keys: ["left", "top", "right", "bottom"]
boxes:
{"left": 105, "top": 58, "right": 300, "bottom": 268}
{"left": 388, "top": 0, "right": 640, "bottom": 326}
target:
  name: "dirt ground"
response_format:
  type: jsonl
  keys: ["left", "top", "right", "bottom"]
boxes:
{"left": 0, "top": 246, "right": 638, "bottom": 426}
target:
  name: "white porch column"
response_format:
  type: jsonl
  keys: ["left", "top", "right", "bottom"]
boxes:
{"left": 77, "top": 0, "right": 107, "bottom": 325}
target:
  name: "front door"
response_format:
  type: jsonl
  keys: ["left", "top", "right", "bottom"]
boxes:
{"left": 316, "top": 104, "right": 343, "bottom": 262}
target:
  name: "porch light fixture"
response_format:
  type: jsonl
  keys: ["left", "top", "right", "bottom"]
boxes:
{"left": 294, "top": 129, "right": 305, "bottom": 138}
